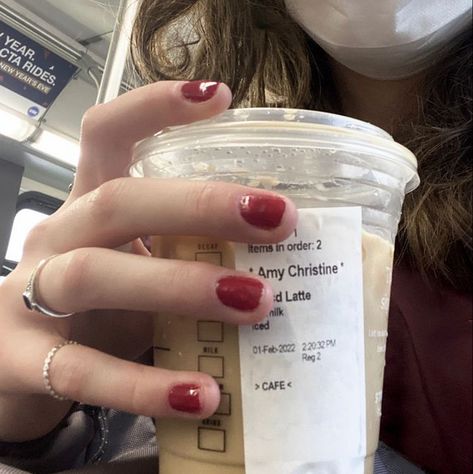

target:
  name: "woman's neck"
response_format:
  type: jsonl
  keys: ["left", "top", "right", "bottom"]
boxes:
{"left": 329, "top": 60, "right": 424, "bottom": 135}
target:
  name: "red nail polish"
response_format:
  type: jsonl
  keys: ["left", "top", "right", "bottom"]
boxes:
{"left": 181, "top": 81, "right": 220, "bottom": 102}
{"left": 216, "top": 276, "right": 264, "bottom": 311}
{"left": 240, "top": 195, "right": 286, "bottom": 229}
{"left": 169, "top": 384, "right": 201, "bottom": 413}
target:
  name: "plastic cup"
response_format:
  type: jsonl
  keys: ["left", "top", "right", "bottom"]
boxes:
{"left": 130, "top": 108, "right": 419, "bottom": 474}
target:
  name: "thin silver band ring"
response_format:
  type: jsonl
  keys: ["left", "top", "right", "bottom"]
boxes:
{"left": 22, "top": 255, "right": 75, "bottom": 318}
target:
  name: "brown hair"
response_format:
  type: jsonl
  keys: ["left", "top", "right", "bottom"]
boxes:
{"left": 131, "top": 0, "right": 472, "bottom": 291}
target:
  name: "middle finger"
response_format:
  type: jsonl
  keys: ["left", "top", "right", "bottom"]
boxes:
{"left": 38, "top": 249, "right": 273, "bottom": 324}
{"left": 45, "top": 178, "right": 298, "bottom": 252}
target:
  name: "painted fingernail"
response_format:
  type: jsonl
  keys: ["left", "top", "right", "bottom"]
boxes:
{"left": 169, "top": 384, "right": 201, "bottom": 413}
{"left": 216, "top": 276, "right": 264, "bottom": 311}
{"left": 240, "top": 195, "right": 286, "bottom": 229}
{"left": 181, "top": 81, "right": 220, "bottom": 102}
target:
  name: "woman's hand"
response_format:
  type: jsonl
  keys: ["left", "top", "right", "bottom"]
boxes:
{"left": 0, "top": 81, "right": 297, "bottom": 442}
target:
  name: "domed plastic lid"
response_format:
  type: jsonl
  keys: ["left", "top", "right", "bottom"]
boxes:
{"left": 131, "top": 107, "right": 419, "bottom": 191}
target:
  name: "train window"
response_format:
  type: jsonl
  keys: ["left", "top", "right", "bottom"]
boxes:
{"left": 2, "top": 192, "right": 63, "bottom": 277}
{"left": 6, "top": 208, "right": 49, "bottom": 263}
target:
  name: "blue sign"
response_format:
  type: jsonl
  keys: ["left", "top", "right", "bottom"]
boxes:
{"left": 0, "top": 19, "right": 78, "bottom": 118}
{"left": 27, "top": 105, "right": 40, "bottom": 117}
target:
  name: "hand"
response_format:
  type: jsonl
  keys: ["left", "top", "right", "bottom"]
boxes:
{"left": 0, "top": 81, "right": 297, "bottom": 442}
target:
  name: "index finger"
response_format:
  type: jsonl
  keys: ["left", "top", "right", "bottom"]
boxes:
{"left": 71, "top": 81, "right": 232, "bottom": 198}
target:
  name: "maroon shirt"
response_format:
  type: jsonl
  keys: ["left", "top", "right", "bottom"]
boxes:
{"left": 381, "top": 263, "right": 472, "bottom": 473}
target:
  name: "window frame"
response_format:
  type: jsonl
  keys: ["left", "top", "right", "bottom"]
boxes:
{"left": 1, "top": 191, "right": 63, "bottom": 277}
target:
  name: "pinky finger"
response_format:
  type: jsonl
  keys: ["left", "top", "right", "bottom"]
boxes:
{"left": 47, "top": 343, "right": 221, "bottom": 419}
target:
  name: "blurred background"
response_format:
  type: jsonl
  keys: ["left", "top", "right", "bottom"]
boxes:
{"left": 0, "top": 0, "right": 136, "bottom": 279}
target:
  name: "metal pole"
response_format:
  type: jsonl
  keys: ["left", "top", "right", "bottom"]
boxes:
{"left": 96, "top": 0, "right": 140, "bottom": 105}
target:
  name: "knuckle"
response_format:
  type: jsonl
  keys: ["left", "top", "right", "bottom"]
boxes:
{"left": 187, "top": 182, "right": 220, "bottom": 220}
{"left": 166, "top": 262, "right": 211, "bottom": 314}
{"left": 167, "top": 261, "right": 196, "bottom": 289}
{"left": 80, "top": 104, "right": 105, "bottom": 140}
{"left": 85, "top": 178, "right": 128, "bottom": 224}
{"left": 23, "top": 217, "right": 53, "bottom": 254}
{"left": 127, "top": 365, "right": 150, "bottom": 415}
{"left": 51, "top": 354, "right": 90, "bottom": 402}
{"left": 61, "top": 249, "right": 96, "bottom": 303}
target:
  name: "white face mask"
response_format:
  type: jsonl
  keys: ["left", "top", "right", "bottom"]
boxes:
{"left": 284, "top": 0, "right": 472, "bottom": 79}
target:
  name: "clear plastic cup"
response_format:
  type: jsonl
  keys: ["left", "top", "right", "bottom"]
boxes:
{"left": 130, "top": 108, "right": 419, "bottom": 474}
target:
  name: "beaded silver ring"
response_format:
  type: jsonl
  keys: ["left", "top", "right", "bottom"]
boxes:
{"left": 43, "top": 340, "right": 78, "bottom": 401}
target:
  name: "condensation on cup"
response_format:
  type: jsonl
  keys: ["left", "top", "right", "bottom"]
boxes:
{"left": 130, "top": 108, "right": 419, "bottom": 474}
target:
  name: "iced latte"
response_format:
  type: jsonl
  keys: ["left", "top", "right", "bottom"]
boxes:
{"left": 130, "top": 108, "right": 419, "bottom": 474}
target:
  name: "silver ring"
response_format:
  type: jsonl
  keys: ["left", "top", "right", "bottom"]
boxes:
{"left": 43, "top": 340, "right": 78, "bottom": 401}
{"left": 22, "top": 255, "right": 75, "bottom": 318}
